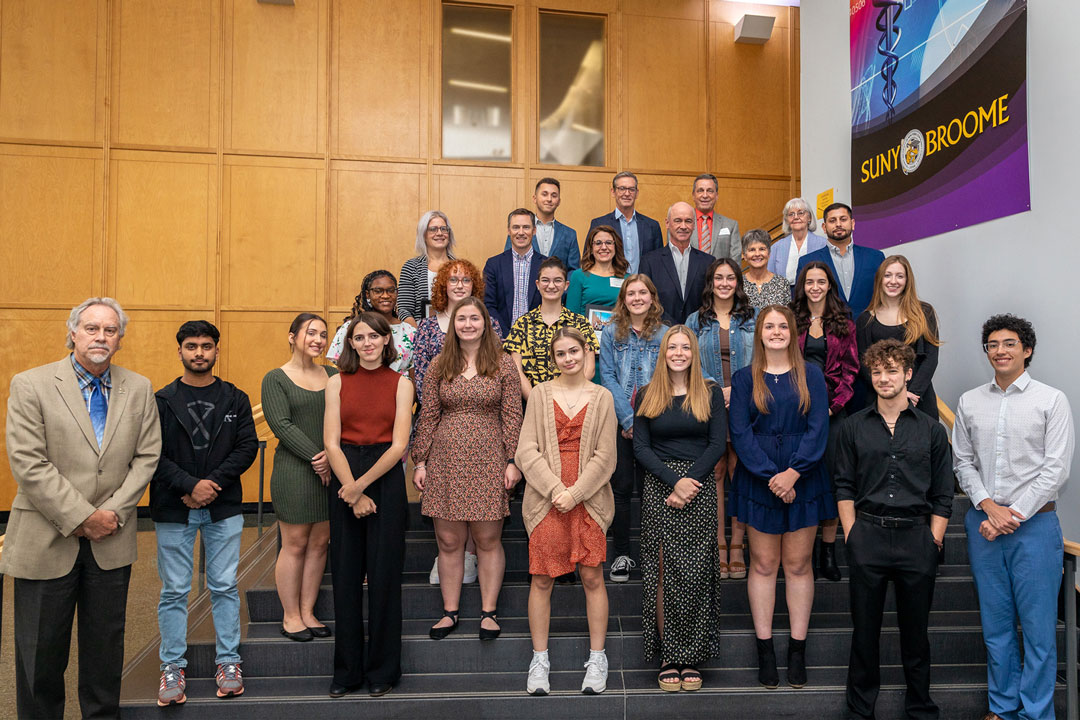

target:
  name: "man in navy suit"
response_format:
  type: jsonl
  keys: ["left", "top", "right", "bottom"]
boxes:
{"left": 797, "top": 202, "right": 885, "bottom": 319}
{"left": 639, "top": 202, "right": 713, "bottom": 326}
{"left": 503, "top": 178, "right": 580, "bottom": 271}
{"left": 486, "top": 208, "right": 546, "bottom": 338}
{"left": 589, "top": 171, "right": 663, "bottom": 274}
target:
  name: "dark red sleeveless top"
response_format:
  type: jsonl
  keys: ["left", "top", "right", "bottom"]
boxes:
{"left": 339, "top": 364, "right": 399, "bottom": 445}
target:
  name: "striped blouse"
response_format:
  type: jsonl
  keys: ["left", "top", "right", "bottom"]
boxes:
{"left": 397, "top": 255, "right": 434, "bottom": 322}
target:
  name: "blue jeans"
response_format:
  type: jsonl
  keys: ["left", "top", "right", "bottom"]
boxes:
{"left": 156, "top": 510, "right": 244, "bottom": 669}
{"left": 965, "top": 507, "right": 1062, "bottom": 720}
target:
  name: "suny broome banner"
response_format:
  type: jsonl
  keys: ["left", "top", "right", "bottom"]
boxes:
{"left": 850, "top": 0, "right": 1029, "bottom": 249}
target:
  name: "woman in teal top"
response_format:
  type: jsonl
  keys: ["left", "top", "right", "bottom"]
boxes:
{"left": 262, "top": 312, "right": 338, "bottom": 642}
{"left": 566, "top": 225, "right": 631, "bottom": 335}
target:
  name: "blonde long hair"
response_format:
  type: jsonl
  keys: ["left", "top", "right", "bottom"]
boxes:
{"left": 636, "top": 326, "right": 714, "bottom": 422}
{"left": 611, "top": 274, "right": 665, "bottom": 342}
{"left": 866, "top": 255, "right": 941, "bottom": 347}
{"left": 751, "top": 305, "right": 810, "bottom": 414}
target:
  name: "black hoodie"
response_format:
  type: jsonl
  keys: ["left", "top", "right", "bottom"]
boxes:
{"left": 150, "top": 377, "right": 259, "bottom": 524}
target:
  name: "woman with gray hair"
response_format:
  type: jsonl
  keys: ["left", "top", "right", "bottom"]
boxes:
{"left": 767, "top": 198, "right": 827, "bottom": 286}
{"left": 397, "top": 211, "right": 458, "bottom": 325}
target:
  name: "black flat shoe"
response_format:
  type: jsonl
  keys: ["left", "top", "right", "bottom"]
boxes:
{"left": 478, "top": 610, "right": 501, "bottom": 641}
{"left": 368, "top": 683, "right": 393, "bottom": 697}
{"left": 429, "top": 610, "right": 459, "bottom": 640}
{"left": 307, "top": 625, "right": 332, "bottom": 638}
{"left": 281, "top": 624, "right": 313, "bottom": 642}
{"left": 328, "top": 681, "right": 362, "bottom": 698}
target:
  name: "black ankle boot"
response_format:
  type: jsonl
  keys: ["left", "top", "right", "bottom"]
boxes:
{"left": 756, "top": 637, "right": 779, "bottom": 689}
{"left": 787, "top": 637, "right": 807, "bottom": 688}
{"left": 819, "top": 540, "right": 841, "bottom": 582}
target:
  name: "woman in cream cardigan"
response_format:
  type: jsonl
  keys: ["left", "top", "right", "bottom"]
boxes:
{"left": 516, "top": 327, "right": 617, "bottom": 697}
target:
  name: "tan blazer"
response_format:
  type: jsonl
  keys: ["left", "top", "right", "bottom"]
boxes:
{"left": 515, "top": 382, "right": 616, "bottom": 536}
{"left": 2, "top": 358, "right": 161, "bottom": 580}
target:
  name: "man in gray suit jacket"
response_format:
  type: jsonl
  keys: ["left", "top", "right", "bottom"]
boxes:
{"left": 3, "top": 297, "right": 161, "bottom": 719}
{"left": 689, "top": 173, "right": 741, "bottom": 262}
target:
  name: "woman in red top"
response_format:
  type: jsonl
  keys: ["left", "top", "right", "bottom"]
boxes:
{"left": 323, "top": 312, "right": 415, "bottom": 698}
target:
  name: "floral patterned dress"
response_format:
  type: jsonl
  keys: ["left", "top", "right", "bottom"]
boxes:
{"left": 326, "top": 319, "right": 416, "bottom": 375}
{"left": 412, "top": 315, "right": 503, "bottom": 402}
{"left": 528, "top": 403, "right": 607, "bottom": 576}
{"left": 411, "top": 353, "right": 522, "bottom": 521}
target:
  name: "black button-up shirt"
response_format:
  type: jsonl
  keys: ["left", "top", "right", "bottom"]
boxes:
{"left": 833, "top": 403, "right": 954, "bottom": 518}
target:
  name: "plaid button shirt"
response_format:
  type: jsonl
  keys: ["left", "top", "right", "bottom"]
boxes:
{"left": 511, "top": 247, "right": 535, "bottom": 325}
{"left": 71, "top": 353, "right": 112, "bottom": 412}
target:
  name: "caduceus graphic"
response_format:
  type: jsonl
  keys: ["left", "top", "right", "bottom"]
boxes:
{"left": 873, "top": 0, "right": 903, "bottom": 122}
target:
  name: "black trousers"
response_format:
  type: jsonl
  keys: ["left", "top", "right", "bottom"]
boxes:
{"left": 610, "top": 430, "right": 645, "bottom": 558}
{"left": 329, "top": 443, "right": 408, "bottom": 688}
{"left": 845, "top": 519, "right": 940, "bottom": 719}
{"left": 14, "top": 537, "right": 131, "bottom": 720}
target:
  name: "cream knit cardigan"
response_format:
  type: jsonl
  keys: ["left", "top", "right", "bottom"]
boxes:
{"left": 515, "top": 381, "right": 617, "bottom": 536}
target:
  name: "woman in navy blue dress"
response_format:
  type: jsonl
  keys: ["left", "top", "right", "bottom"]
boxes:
{"left": 728, "top": 304, "right": 835, "bottom": 691}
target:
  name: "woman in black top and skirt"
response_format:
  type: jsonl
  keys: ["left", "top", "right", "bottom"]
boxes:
{"left": 634, "top": 326, "right": 727, "bottom": 692}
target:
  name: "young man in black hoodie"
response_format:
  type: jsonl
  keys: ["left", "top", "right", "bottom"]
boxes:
{"left": 152, "top": 321, "right": 258, "bottom": 706}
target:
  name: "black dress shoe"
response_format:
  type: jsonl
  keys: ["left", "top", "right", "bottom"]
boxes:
{"left": 817, "top": 541, "right": 842, "bottom": 582}
{"left": 328, "top": 681, "right": 362, "bottom": 698}
{"left": 307, "top": 625, "right": 332, "bottom": 638}
{"left": 368, "top": 683, "right": 393, "bottom": 697}
{"left": 280, "top": 625, "right": 313, "bottom": 642}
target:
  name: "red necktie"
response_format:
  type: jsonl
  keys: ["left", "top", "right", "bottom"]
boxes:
{"left": 699, "top": 215, "right": 712, "bottom": 254}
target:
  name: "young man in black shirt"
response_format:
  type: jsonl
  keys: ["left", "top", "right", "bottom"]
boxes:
{"left": 834, "top": 339, "right": 953, "bottom": 720}
{"left": 151, "top": 321, "right": 258, "bottom": 706}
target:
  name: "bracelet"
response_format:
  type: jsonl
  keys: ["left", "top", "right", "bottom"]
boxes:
{"left": 415, "top": 463, "right": 425, "bottom": 469}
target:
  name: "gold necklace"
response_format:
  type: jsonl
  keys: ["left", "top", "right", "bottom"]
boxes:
{"left": 558, "top": 383, "right": 586, "bottom": 412}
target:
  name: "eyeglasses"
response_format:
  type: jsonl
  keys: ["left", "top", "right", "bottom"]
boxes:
{"left": 447, "top": 277, "right": 472, "bottom": 286}
{"left": 427, "top": 226, "right": 449, "bottom": 235}
{"left": 593, "top": 240, "right": 616, "bottom": 247}
{"left": 614, "top": 186, "right": 638, "bottom": 194}
{"left": 538, "top": 278, "right": 566, "bottom": 287}
{"left": 786, "top": 210, "right": 809, "bottom": 218}
{"left": 368, "top": 287, "right": 396, "bottom": 296}
{"left": 983, "top": 339, "right": 1021, "bottom": 352}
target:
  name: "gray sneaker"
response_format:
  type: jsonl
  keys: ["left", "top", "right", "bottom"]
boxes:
{"left": 609, "top": 555, "right": 636, "bottom": 583}
{"left": 527, "top": 653, "right": 551, "bottom": 696}
{"left": 216, "top": 662, "right": 244, "bottom": 698}
{"left": 582, "top": 652, "right": 608, "bottom": 694}
{"left": 157, "top": 663, "right": 186, "bottom": 706}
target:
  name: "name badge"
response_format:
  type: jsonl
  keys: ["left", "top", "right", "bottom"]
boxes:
{"left": 610, "top": 277, "right": 624, "bottom": 288}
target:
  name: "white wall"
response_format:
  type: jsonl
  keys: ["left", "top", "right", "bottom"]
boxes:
{"left": 801, "top": 1, "right": 1080, "bottom": 540}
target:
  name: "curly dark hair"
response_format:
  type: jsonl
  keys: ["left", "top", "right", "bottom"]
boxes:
{"left": 695, "top": 257, "right": 754, "bottom": 324}
{"left": 981, "top": 314, "right": 1036, "bottom": 367}
{"left": 343, "top": 270, "right": 398, "bottom": 322}
{"left": 791, "top": 261, "right": 852, "bottom": 338}
{"left": 862, "top": 338, "right": 915, "bottom": 373}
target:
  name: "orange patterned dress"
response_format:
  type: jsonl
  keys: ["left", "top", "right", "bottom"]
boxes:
{"left": 528, "top": 403, "right": 608, "bottom": 577}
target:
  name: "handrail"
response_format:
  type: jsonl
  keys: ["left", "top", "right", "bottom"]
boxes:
{"left": 936, "top": 397, "right": 955, "bottom": 434}
{"left": 251, "top": 403, "right": 274, "bottom": 442}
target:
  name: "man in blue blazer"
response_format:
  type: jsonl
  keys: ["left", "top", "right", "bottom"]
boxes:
{"left": 797, "top": 202, "right": 885, "bottom": 319}
{"left": 639, "top": 202, "right": 713, "bottom": 326}
{"left": 589, "top": 171, "right": 664, "bottom": 274}
{"left": 486, "top": 208, "right": 546, "bottom": 338}
{"left": 503, "top": 177, "right": 580, "bottom": 271}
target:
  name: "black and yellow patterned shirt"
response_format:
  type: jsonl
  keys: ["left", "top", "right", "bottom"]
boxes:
{"left": 502, "top": 306, "right": 599, "bottom": 385}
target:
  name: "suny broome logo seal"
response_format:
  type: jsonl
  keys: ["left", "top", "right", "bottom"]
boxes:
{"left": 900, "top": 128, "right": 925, "bottom": 175}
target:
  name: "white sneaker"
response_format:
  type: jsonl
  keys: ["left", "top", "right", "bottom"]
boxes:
{"left": 463, "top": 551, "right": 479, "bottom": 584}
{"left": 527, "top": 653, "right": 551, "bottom": 696}
{"left": 609, "top": 555, "right": 636, "bottom": 583}
{"left": 429, "top": 556, "right": 439, "bottom": 585}
{"left": 582, "top": 651, "right": 608, "bottom": 694}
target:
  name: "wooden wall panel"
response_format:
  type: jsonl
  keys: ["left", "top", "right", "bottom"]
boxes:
{"left": 225, "top": 0, "right": 327, "bottom": 155}
{"left": 712, "top": 22, "right": 790, "bottom": 177}
{"left": 0, "top": 309, "right": 74, "bottom": 508}
{"left": 434, "top": 168, "right": 525, "bottom": 264}
{"left": 0, "top": 147, "right": 103, "bottom": 307}
{"left": 329, "top": 163, "right": 425, "bottom": 307}
{"left": 623, "top": 13, "right": 705, "bottom": 172}
{"left": 111, "top": 0, "right": 220, "bottom": 149}
{"left": 221, "top": 159, "right": 326, "bottom": 309}
{"left": 109, "top": 152, "right": 217, "bottom": 308}
{"left": 529, "top": 171, "right": 613, "bottom": 240}
{"left": 332, "top": 0, "right": 425, "bottom": 159}
{"left": 0, "top": 0, "right": 106, "bottom": 144}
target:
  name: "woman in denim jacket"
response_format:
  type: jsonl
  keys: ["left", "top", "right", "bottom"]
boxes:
{"left": 685, "top": 257, "right": 757, "bottom": 580}
{"left": 598, "top": 274, "right": 668, "bottom": 583}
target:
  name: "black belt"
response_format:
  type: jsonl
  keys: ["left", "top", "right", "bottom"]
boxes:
{"left": 857, "top": 511, "right": 928, "bottom": 528}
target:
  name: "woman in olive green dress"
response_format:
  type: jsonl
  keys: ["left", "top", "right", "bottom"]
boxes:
{"left": 262, "top": 312, "right": 338, "bottom": 641}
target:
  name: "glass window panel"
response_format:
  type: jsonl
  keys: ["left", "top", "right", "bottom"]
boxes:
{"left": 538, "top": 13, "right": 605, "bottom": 167}
{"left": 441, "top": 4, "right": 513, "bottom": 161}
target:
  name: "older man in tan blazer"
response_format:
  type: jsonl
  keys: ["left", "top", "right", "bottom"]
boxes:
{"left": 3, "top": 297, "right": 160, "bottom": 720}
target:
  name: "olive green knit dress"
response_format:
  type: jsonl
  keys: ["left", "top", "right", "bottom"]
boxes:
{"left": 261, "top": 365, "right": 338, "bottom": 524}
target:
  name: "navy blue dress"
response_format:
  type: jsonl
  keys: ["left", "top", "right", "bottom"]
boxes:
{"left": 728, "top": 364, "right": 837, "bottom": 533}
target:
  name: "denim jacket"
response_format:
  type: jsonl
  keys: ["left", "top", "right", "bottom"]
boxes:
{"left": 599, "top": 323, "right": 669, "bottom": 431}
{"left": 685, "top": 308, "right": 757, "bottom": 387}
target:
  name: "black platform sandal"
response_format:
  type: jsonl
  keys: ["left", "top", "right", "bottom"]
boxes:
{"left": 429, "top": 610, "right": 459, "bottom": 640}
{"left": 478, "top": 610, "right": 501, "bottom": 641}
